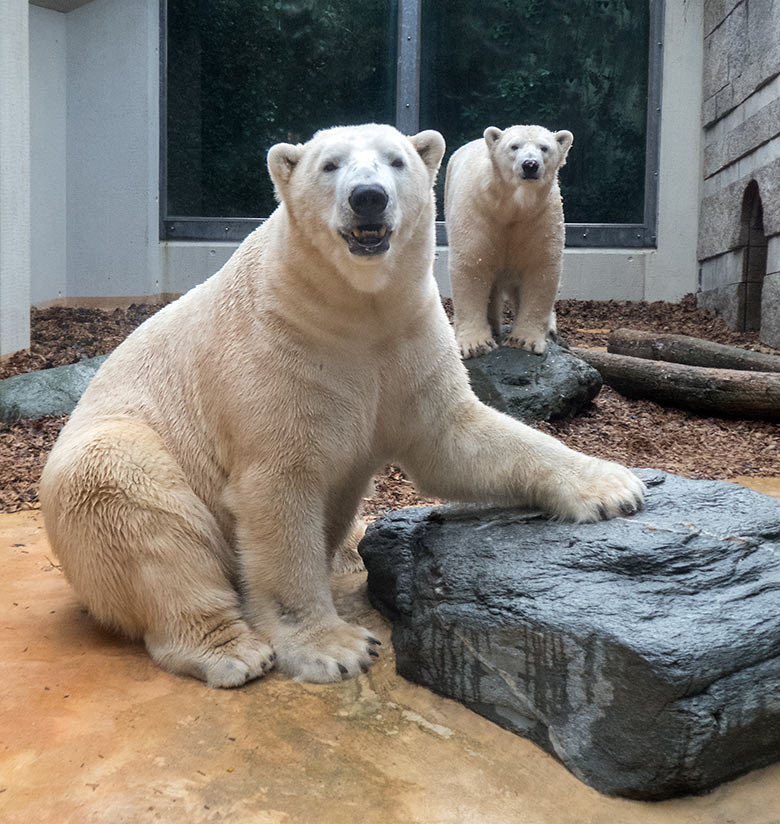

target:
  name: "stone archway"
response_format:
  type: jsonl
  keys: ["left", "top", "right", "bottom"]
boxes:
{"left": 739, "top": 180, "right": 767, "bottom": 332}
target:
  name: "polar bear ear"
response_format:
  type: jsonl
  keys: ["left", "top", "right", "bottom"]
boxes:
{"left": 408, "top": 130, "right": 446, "bottom": 179}
{"left": 554, "top": 130, "right": 574, "bottom": 161}
{"left": 483, "top": 127, "right": 503, "bottom": 149}
{"left": 267, "top": 142, "right": 304, "bottom": 199}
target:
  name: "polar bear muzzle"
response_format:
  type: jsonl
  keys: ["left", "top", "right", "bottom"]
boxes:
{"left": 341, "top": 183, "right": 392, "bottom": 256}
{"left": 520, "top": 159, "right": 540, "bottom": 179}
{"left": 349, "top": 183, "right": 389, "bottom": 217}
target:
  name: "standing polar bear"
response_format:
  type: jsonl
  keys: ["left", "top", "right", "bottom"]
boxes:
{"left": 446, "top": 124, "right": 574, "bottom": 358}
{"left": 41, "top": 123, "right": 643, "bottom": 689}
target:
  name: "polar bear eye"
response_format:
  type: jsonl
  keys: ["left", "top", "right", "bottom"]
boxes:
{"left": 539, "top": 145, "right": 549, "bottom": 154}
{"left": 391, "top": 157, "right": 405, "bottom": 169}
{"left": 322, "top": 161, "right": 339, "bottom": 173}
{"left": 509, "top": 144, "right": 519, "bottom": 151}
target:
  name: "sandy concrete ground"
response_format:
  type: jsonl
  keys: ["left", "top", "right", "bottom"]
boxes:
{"left": 2, "top": 507, "right": 780, "bottom": 824}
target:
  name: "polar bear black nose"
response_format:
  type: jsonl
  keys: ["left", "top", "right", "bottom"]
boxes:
{"left": 349, "top": 184, "right": 389, "bottom": 218}
{"left": 522, "top": 159, "right": 539, "bottom": 176}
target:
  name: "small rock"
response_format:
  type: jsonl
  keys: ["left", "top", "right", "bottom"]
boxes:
{"left": 464, "top": 337, "right": 601, "bottom": 422}
{"left": 0, "top": 355, "right": 107, "bottom": 422}
{"left": 359, "top": 469, "right": 780, "bottom": 799}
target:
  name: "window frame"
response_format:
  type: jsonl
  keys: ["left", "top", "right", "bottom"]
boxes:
{"left": 160, "top": 0, "right": 664, "bottom": 248}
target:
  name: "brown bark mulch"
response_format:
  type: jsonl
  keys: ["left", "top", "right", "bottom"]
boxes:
{"left": 2, "top": 295, "right": 778, "bottom": 515}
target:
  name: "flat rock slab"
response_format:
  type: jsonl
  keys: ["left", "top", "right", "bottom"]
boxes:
{"left": 359, "top": 469, "right": 780, "bottom": 800}
{"left": 0, "top": 355, "right": 107, "bottom": 422}
{"left": 464, "top": 338, "right": 602, "bottom": 422}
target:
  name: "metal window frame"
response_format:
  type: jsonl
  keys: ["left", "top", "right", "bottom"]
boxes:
{"left": 161, "top": 0, "right": 664, "bottom": 248}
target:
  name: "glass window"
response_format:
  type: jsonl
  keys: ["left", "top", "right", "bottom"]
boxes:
{"left": 163, "top": 0, "right": 660, "bottom": 246}
{"left": 420, "top": 0, "right": 650, "bottom": 225}
{"left": 166, "top": 0, "right": 398, "bottom": 219}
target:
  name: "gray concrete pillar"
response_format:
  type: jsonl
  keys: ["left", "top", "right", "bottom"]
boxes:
{"left": 0, "top": 0, "right": 31, "bottom": 357}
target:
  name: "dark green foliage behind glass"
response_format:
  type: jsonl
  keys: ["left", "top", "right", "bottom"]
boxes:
{"left": 167, "top": 0, "right": 398, "bottom": 217}
{"left": 420, "top": 0, "right": 649, "bottom": 223}
{"left": 167, "top": 0, "right": 650, "bottom": 225}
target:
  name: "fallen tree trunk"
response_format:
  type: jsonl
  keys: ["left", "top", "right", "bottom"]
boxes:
{"left": 607, "top": 328, "right": 780, "bottom": 373}
{"left": 571, "top": 347, "right": 780, "bottom": 420}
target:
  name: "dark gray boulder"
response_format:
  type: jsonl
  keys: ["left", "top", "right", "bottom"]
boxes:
{"left": 464, "top": 337, "right": 602, "bottom": 422}
{"left": 359, "top": 469, "right": 780, "bottom": 800}
{"left": 0, "top": 355, "right": 107, "bottom": 423}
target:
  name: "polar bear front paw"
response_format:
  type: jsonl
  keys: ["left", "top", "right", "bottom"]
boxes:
{"left": 503, "top": 331, "right": 548, "bottom": 354}
{"left": 549, "top": 458, "right": 646, "bottom": 523}
{"left": 457, "top": 333, "right": 498, "bottom": 360}
{"left": 274, "top": 619, "right": 381, "bottom": 683}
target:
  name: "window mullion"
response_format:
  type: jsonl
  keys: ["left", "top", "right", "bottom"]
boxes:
{"left": 396, "top": 0, "right": 421, "bottom": 135}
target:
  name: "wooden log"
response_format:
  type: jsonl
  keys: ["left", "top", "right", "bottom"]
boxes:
{"left": 607, "top": 328, "right": 780, "bottom": 373}
{"left": 571, "top": 347, "right": 780, "bottom": 421}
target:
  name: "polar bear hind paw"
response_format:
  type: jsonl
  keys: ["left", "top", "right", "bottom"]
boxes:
{"left": 331, "top": 518, "right": 368, "bottom": 574}
{"left": 146, "top": 620, "right": 276, "bottom": 689}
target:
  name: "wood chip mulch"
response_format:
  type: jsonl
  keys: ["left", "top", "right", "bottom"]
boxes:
{"left": 1, "top": 295, "right": 778, "bottom": 515}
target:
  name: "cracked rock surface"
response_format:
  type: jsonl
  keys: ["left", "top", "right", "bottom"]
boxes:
{"left": 359, "top": 469, "right": 780, "bottom": 800}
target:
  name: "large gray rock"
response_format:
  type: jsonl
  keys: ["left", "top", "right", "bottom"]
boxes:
{"left": 360, "top": 469, "right": 780, "bottom": 800}
{"left": 464, "top": 338, "right": 602, "bottom": 422}
{"left": 0, "top": 355, "right": 107, "bottom": 423}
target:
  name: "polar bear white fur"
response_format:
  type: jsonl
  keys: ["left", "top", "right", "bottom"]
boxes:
{"left": 446, "top": 124, "right": 574, "bottom": 358}
{"left": 40, "top": 123, "right": 642, "bottom": 689}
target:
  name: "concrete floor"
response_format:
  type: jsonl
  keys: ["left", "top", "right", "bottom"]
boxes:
{"left": 2, "top": 502, "right": 780, "bottom": 824}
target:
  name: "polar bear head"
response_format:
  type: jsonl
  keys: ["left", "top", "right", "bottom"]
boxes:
{"left": 267, "top": 124, "right": 445, "bottom": 292}
{"left": 483, "top": 124, "right": 573, "bottom": 188}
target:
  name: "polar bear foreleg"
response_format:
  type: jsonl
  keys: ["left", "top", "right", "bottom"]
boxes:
{"left": 226, "top": 469, "right": 379, "bottom": 683}
{"left": 451, "top": 256, "right": 499, "bottom": 359}
{"left": 503, "top": 263, "right": 560, "bottom": 354}
{"left": 401, "top": 397, "right": 644, "bottom": 523}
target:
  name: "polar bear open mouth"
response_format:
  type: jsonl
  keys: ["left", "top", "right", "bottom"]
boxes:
{"left": 341, "top": 224, "right": 392, "bottom": 256}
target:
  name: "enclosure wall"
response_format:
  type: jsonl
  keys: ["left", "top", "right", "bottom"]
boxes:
{"left": 698, "top": 0, "right": 780, "bottom": 347}
{"left": 29, "top": 5, "right": 67, "bottom": 306}
{"left": 27, "top": 0, "right": 703, "bottom": 309}
{"left": 0, "top": 0, "right": 31, "bottom": 356}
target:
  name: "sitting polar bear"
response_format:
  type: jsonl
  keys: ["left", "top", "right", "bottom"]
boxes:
{"left": 40, "top": 123, "right": 643, "bottom": 689}
{"left": 445, "top": 124, "right": 574, "bottom": 358}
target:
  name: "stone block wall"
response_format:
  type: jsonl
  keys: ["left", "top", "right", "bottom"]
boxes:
{"left": 698, "top": 0, "right": 780, "bottom": 347}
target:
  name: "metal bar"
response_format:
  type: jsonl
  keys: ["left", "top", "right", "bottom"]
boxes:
{"left": 158, "top": 0, "right": 168, "bottom": 241}
{"left": 396, "top": 0, "right": 421, "bottom": 134}
{"left": 642, "top": 0, "right": 665, "bottom": 248}
{"left": 435, "top": 223, "right": 655, "bottom": 249}
{"left": 164, "top": 218, "right": 263, "bottom": 243}
{"left": 565, "top": 224, "right": 654, "bottom": 248}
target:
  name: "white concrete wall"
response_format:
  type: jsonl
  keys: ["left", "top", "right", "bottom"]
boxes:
{"left": 640, "top": 0, "right": 703, "bottom": 302}
{"left": 0, "top": 0, "right": 31, "bottom": 356}
{"left": 159, "top": 242, "right": 235, "bottom": 297}
{"left": 29, "top": 4, "right": 67, "bottom": 305}
{"left": 64, "top": 0, "right": 159, "bottom": 301}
